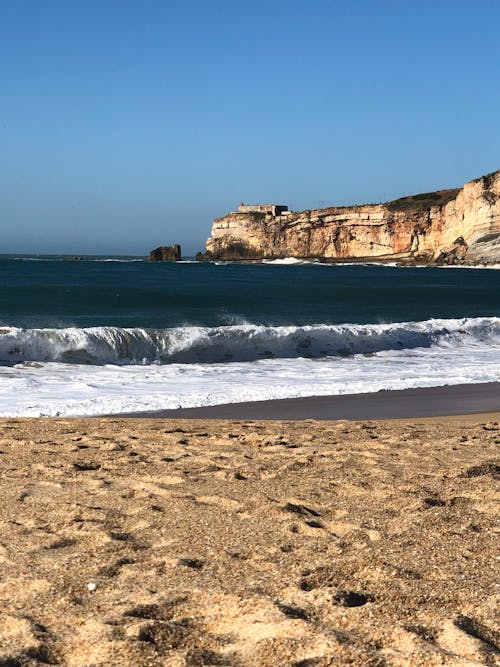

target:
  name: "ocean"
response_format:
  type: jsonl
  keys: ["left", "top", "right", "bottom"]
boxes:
{"left": 1, "top": 254, "right": 499, "bottom": 417}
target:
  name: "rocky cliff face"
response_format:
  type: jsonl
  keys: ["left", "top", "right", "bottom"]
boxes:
{"left": 200, "top": 170, "right": 500, "bottom": 264}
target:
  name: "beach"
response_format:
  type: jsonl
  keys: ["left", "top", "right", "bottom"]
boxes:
{"left": 0, "top": 409, "right": 498, "bottom": 665}
{"left": 132, "top": 382, "right": 500, "bottom": 421}
{"left": 4, "top": 1, "right": 500, "bottom": 663}
{"left": 1, "top": 258, "right": 499, "bottom": 664}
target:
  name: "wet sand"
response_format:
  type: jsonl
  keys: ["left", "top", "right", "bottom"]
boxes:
{"left": 127, "top": 382, "right": 500, "bottom": 421}
{"left": 0, "top": 414, "right": 499, "bottom": 665}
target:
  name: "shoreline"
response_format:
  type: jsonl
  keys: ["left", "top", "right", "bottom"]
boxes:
{"left": 120, "top": 381, "right": 500, "bottom": 421}
{"left": 196, "top": 255, "right": 500, "bottom": 268}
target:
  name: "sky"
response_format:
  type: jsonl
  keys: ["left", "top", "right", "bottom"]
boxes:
{"left": 1, "top": 0, "right": 500, "bottom": 255}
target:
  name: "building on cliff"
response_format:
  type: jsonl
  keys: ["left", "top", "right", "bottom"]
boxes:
{"left": 237, "top": 203, "right": 289, "bottom": 216}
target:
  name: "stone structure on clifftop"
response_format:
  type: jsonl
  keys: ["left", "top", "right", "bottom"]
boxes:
{"left": 149, "top": 244, "right": 181, "bottom": 262}
{"left": 197, "top": 170, "right": 500, "bottom": 265}
{"left": 236, "top": 203, "right": 289, "bottom": 216}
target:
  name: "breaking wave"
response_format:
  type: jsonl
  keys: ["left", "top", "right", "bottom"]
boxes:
{"left": 262, "top": 257, "right": 320, "bottom": 265}
{"left": 0, "top": 317, "right": 499, "bottom": 366}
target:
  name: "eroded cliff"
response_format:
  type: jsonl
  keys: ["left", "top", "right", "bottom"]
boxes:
{"left": 199, "top": 170, "right": 500, "bottom": 264}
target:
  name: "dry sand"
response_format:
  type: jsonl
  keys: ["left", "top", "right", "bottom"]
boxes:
{"left": 0, "top": 415, "right": 498, "bottom": 666}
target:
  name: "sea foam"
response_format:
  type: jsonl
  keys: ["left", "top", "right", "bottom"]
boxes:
{"left": 0, "top": 316, "right": 499, "bottom": 417}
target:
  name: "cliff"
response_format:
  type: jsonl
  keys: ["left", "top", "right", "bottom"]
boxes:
{"left": 199, "top": 170, "right": 500, "bottom": 264}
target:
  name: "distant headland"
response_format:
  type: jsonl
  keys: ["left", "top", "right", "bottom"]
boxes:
{"left": 196, "top": 170, "right": 500, "bottom": 265}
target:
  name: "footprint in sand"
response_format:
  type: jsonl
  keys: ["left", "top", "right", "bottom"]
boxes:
{"left": 437, "top": 617, "right": 500, "bottom": 663}
{"left": 0, "top": 614, "right": 51, "bottom": 664}
{"left": 196, "top": 495, "right": 243, "bottom": 511}
{"left": 127, "top": 478, "right": 184, "bottom": 498}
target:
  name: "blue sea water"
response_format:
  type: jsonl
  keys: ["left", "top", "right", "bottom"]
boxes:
{"left": 2, "top": 255, "right": 500, "bottom": 329}
{"left": 0, "top": 255, "right": 499, "bottom": 416}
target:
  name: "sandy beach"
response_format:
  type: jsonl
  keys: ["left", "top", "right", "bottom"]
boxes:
{"left": 0, "top": 409, "right": 498, "bottom": 665}
{"left": 3, "top": 1, "right": 500, "bottom": 664}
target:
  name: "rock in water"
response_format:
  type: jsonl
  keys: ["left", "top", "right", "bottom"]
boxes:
{"left": 149, "top": 244, "right": 181, "bottom": 262}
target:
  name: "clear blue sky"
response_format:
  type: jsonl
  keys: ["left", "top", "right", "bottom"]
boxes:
{"left": 1, "top": 0, "right": 499, "bottom": 255}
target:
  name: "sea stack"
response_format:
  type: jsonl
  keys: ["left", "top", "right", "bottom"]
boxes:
{"left": 149, "top": 244, "right": 182, "bottom": 262}
{"left": 198, "top": 170, "right": 500, "bottom": 265}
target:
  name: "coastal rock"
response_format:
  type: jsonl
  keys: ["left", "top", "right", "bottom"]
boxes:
{"left": 149, "top": 244, "right": 181, "bottom": 262}
{"left": 200, "top": 170, "right": 500, "bottom": 265}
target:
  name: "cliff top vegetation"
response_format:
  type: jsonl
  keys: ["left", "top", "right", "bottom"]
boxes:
{"left": 386, "top": 189, "right": 460, "bottom": 212}
{"left": 471, "top": 169, "right": 500, "bottom": 190}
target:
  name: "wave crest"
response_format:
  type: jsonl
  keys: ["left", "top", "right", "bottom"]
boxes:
{"left": 0, "top": 317, "right": 499, "bottom": 365}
